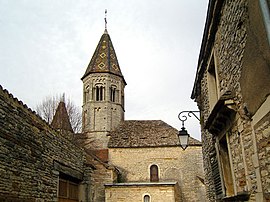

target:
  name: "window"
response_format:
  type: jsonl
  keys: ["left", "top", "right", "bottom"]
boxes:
{"left": 143, "top": 195, "right": 150, "bottom": 202}
{"left": 150, "top": 165, "right": 159, "bottom": 182}
{"left": 58, "top": 175, "right": 79, "bottom": 201}
{"left": 216, "top": 133, "right": 234, "bottom": 197}
{"left": 210, "top": 131, "right": 235, "bottom": 199}
{"left": 95, "top": 85, "right": 105, "bottom": 101}
{"left": 207, "top": 52, "right": 220, "bottom": 111}
{"left": 110, "top": 86, "right": 116, "bottom": 102}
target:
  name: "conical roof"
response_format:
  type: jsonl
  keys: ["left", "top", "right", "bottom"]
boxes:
{"left": 51, "top": 101, "right": 73, "bottom": 133}
{"left": 82, "top": 29, "right": 125, "bottom": 82}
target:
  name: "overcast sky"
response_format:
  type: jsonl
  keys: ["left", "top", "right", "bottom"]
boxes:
{"left": 0, "top": 0, "right": 208, "bottom": 140}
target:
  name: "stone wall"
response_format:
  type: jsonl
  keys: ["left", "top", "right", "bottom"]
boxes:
{"left": 0, "top": 85, "right": 89, "bottom": 201}
{"left": 194, "top": 0, "right": 270, "bottom": 201}
{"left": 105, "top": 183, "right": 179, "bottom": 202}
{"left": 109, "top": 146, "right": 206, "bottom": 202}
{"left": 87, "top": 156, "right": 117, "bottom": 202}
{"left": 253, "top": 110, "right": 270, "bottom": 199}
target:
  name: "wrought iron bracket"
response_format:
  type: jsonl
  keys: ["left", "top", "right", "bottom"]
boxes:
{"left": 178, "top": 111, "right": 200, "bottom": 127}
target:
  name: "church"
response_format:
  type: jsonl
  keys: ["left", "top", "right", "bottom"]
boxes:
{"left": 78, "top": 27, "right": 205, "bottom": 202}
{"left": 0, "top": 26, "right": 205, "bottom": 202}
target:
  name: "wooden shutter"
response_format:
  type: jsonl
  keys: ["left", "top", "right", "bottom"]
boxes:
{"left": 69, "top": 182, "right": 79, "bottom": 200}
{"left": 210, "top": 152, "right": 223, "bottom": 198}
{"left": 58, "top": 177, "right": 79, "bottom": 202}
{"left": 59, "top": 179, "right": 68, "bottom": 198}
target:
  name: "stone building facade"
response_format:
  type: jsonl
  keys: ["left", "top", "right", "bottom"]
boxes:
{"left": 105, "top": 182, "right": 179, "bottom": 202}
{"left": 0, "top": 26, "right": 206, "bottom": 201}
{"left": 107, "top": 120, "right": 205, "bottom": 202}
{"left": 192, "top": 0, "right": 270, "bottom": 201}
{"left": 80, "top": 28, "right": 206, "bottom": 202}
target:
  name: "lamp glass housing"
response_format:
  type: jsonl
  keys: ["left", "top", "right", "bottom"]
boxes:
{"left": 178, "top": 127, "right": 190, "bottom": 150}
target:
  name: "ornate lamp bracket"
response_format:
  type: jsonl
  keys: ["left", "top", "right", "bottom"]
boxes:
{"left": 177, "top": 111, "right": 200, "bottom": 150}
{"left": 178, "top": 111, "right": 200, "bottom": 128}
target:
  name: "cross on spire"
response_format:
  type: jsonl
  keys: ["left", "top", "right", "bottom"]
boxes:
{"left": 104, "top": 9, "right": 108, "bottom": 31}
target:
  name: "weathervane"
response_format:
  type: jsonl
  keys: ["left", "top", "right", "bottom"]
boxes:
{"left": 104, "top": 9, "right": 107, "bottom": 30}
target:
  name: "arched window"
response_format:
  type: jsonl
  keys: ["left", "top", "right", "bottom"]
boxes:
{"left": 150, "top": 165, "right": 159, "bottom": 182}
{"left": 110, "top": 86, "right": 116, "bottom": 102}
{"left": 143, "top": 195, "right": 150, "bottom": 202}
{"left": 95, "top": 85, "right": 104, "bottom": 101}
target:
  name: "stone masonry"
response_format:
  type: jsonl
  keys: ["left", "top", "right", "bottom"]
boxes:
{"left": 0, "top": 85, "right": 89, "bottom": 201}
{"left": 192, "top": 0, "right": 270, "bottom": 201}
{"left": 109, "top": 146, "right": 206, "bottom": 202}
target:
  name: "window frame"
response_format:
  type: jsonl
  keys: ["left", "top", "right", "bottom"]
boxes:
{"left": 207, "top": 50, "right": 220, "bottom": 112}
{"left": 215, "top": 131, "right": 235, "bottom": 198}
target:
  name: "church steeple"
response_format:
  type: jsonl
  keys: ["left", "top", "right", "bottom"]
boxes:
{"left": 81, "top": 29, "right": 125, "bottom": 83}
{"left": 81, "top": 27, "right": 126, "bottom": 150}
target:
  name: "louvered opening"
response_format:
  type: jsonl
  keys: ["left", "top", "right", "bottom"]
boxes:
{"left": 210, "top": 153, "right": 223, "bottom": 198}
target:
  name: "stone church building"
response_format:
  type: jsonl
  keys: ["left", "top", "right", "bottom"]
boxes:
{"left": 0, "top": 27, "right": 205, "bottom": 201}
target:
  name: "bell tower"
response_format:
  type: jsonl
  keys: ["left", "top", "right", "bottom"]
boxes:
{"left": 81, "top": 27, "right": 126, "bottom": 150}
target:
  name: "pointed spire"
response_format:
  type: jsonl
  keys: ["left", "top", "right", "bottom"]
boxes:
{"left": 81, "top": 23, "right": 126, "bottom": 84}
{"left": 51, "top": 100, "right": 73, "bottom": 133}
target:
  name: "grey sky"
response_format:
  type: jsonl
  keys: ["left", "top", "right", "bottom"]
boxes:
{"left": 0, "top": 0, "right": 208, "bottom": 140}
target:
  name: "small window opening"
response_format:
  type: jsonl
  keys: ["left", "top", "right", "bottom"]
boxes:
{"left": 110, "top": 86, "right": 116, "bottom": 102}
{"left": 144, "top": 195, "right": 150, "bottom": 202}
{"left": 150, "top": 165, "right": 159, "bottom": 182}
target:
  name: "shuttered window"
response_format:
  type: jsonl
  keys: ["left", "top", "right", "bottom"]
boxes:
{"left": 211, "top": 132, "right": 235, "bottom": 199}
{"left": 58, "top": 177, "right": 79, "bottom": 201}
{"left": 69, "top": 182, "right": 79, "bottom": 200}
{"left": 210, "top": 152, "right": 223, "bottom": 198}
{"left": 59, "top": 179, "right": 68, "bottom": 198}
{"left": 218, "top": 134, "right": 234, "bottom": 197}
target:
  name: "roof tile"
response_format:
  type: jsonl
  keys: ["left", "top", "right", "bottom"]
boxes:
{"left": 108, "top": 120, "right": 201, "bottom": 148}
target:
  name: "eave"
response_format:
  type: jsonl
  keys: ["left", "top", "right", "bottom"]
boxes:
{"left": 191, "top": 0, "right": 224, "bottom": 100}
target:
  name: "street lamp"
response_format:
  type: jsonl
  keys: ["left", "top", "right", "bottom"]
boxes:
{"left": 178, "top": 111, "right": 200, "bottom": 150}
{"left": 178, "top": 126, "right": 189, "bottom": 150}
